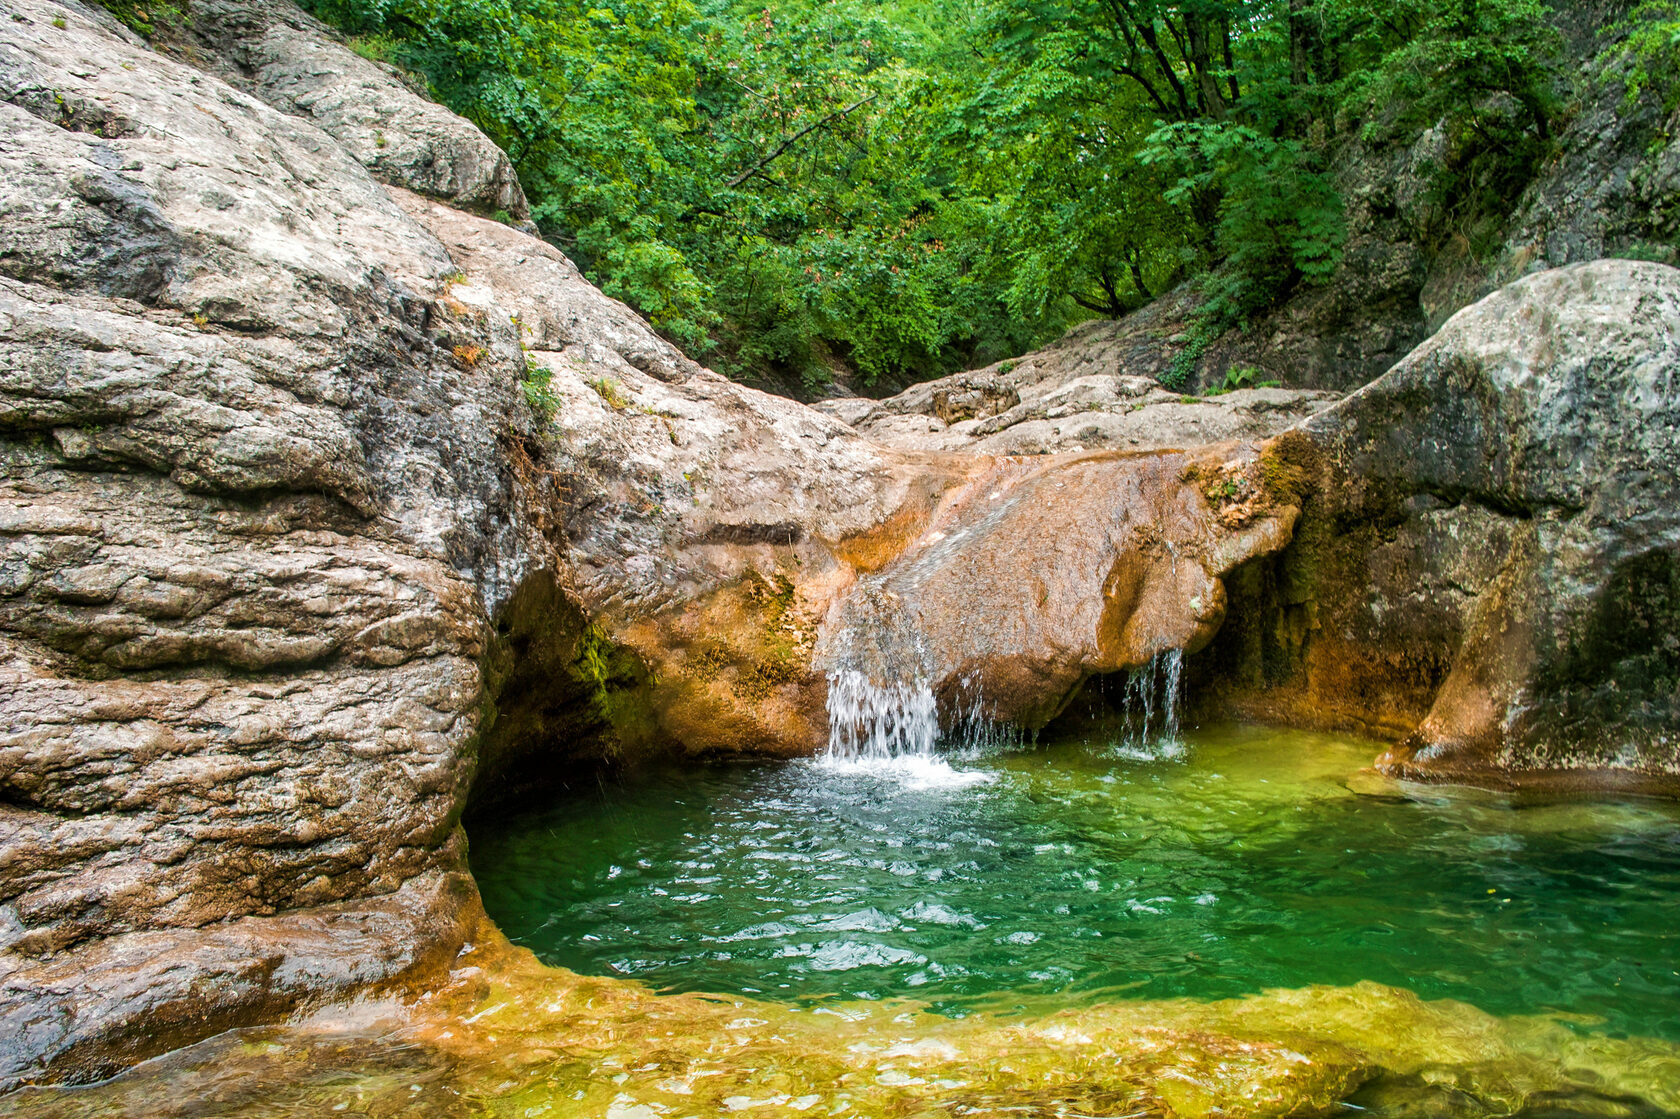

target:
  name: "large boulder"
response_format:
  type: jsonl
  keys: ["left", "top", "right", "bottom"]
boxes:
{"left": 0, "top": 0, "right": 550, "bottom": 1086}
{"left": 819, "top": 444, "right": 1297, "bottom": 730}
{"left": 1194, "top": 260, "right": 1680, "bottom": 791}
{"left": 178, "top": 0, "right": 532, "bottom": 222}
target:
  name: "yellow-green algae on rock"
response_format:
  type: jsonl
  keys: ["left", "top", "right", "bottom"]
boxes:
{"left": 14, "top": 925, "right": 1680, "bottom": 1118}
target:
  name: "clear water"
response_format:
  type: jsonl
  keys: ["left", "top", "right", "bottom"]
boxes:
{"left": 471, "top": 723, "right": 1680, "bottom": 1039}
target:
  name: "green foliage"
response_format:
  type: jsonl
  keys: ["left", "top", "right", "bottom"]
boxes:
{"left": 1332, "top": 0, "right": 1562, "bottom": 253}
{"left": 589, "top": 376, "right": 629, "bottom": 410}
{"left": 298, "top": 0, "right": 1565, "bottom": 392}
{"left": 1161, "top": 326, "right": 1213, "bottom": 392}
{"left": 1600, "top": 1, "right": 1680, "bottom": 110}
{"left": 521, "top": 361, "right": 560, "bottom": 424}
{"left": 1611, "top": 240, "right": 1679, "bottom": 265}
{"left": 1206, "top": 366, "right": 1286, "bottom": 395}
{"left": 1213, "top": 366, "right": 1262, "bottom": 394}
{"left": 1144, "top": 122, "right": 1346, "bottom": 326}
{"left": 95, "top": 0, "right": 183, "bottom": 37}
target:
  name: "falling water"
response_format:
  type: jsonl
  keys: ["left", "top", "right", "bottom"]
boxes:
{"left": 818, "top": 583, "right": 1011, "bottom": 783}
{"left": 1111, "top": 649, "right": 1185, "bottom": 760}
{"left": 945, "top": 670, "right": 1026, "bottom": 755}
{"left": 825, "top": 669, "right": 940, "bottom": 759}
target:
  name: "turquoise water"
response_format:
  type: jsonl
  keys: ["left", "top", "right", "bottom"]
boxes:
{"left": 470, "top": 725, "right": 1680, "bottom": 1039}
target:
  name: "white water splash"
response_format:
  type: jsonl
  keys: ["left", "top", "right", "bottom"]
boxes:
{"left": 811, "top": 751, "right": 994, "bottom": 790}
{"left": 819, "top": 669, "right": 993, "bottom": 787}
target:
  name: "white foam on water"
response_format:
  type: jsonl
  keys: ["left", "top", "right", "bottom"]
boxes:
{"left": 811, "top": 752, "right": 994, "bottom": 791}
{"left": 787, "top": 941, "right": 927, "bottom": 972}
{"left": 899, "top": 901, "right": 985, "bottom": 929}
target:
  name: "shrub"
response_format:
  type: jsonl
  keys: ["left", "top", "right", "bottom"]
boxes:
{"left": 521, "top": 361, "right": 560, "bottom": 424}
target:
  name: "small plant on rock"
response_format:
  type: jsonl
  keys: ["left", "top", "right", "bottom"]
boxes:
{"left": 522, "top": 360, "right": 560, "bottom": 424}
{"left": 1207, "top": 366, "right": 1259, "bottom": 395}
{"left": 589, "top": 376, "right": 629, "bottom": 410}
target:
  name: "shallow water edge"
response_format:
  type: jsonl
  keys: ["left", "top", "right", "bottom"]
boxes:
{"left": 10, "top": 931, "right": 1680, "bottom": 1119}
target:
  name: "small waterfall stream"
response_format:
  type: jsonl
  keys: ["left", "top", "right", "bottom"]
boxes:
{"left": 824, "top": 669, "right": 940, "bottom": 760}
{"left": 820, "top": 581, "right": 1184, "bottom": 770}
{"left": 1109, "top": 648, "right": 1185, "bottom": 760}
{"left": 817, "top": 587, "right": 1007, "bottom": 783}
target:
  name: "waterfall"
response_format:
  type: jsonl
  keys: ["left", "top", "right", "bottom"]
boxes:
{"left": 825, "top": 669, "right": 940, "bottom": 759}
{"left": 817, "top": 584, "right": 1010, "bottom": 781}
{"left": 819, "top": 583, "right": 944, "bottom": 763}
{"left": 824, "top": 664, "right": 1024, "bottom": 762}
{"left": 1111, "top": 649, "right": 1185, "bottom": 760}
{"left": 817, "top": 562, "right": 1181, "bottom": 770}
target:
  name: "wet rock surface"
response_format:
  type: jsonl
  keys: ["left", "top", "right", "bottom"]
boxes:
{"left": 2, "top": 0, "right": 1678, "bottom": 1095}
{"left": 819, "top": 446, "right": 1298, "bottom": 729}
{"left": 11, "top": 920, "right": 1680, "bottom": 1119}
{"left": 1194, "top": 260, "right": 1680, "bottom": 792}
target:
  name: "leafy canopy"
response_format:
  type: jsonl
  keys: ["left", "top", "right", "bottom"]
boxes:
{"left": 297, "top": 0, "right": 1584, "bottom": 390}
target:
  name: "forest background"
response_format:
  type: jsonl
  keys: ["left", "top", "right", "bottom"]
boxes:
{"left": 289, "top": 0, "right": 1679, "bottom": 393}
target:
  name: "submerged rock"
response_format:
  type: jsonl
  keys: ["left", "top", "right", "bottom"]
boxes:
{"left": 13, "top": 922, "right": 1680, "bottom": 1119}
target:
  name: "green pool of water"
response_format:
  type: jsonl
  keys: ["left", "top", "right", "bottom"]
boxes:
{"left": 471, "top": 724, "right": 1680, "bottom": 1038}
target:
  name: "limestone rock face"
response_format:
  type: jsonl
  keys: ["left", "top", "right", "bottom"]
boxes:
{"left": 179, "top": 0, "right": 531, "bottom": 221}
{"left": 1197, "top": 260, "right": 1680, "bottom": 790}
{"left": 0, "top": 0, "right": 555, "bottom": 1087}
{"left": 0, "top": 0, "right": 923, "bottom": 1081}
{"left": 391, "top": 189, "right": 954, "bottom": 768}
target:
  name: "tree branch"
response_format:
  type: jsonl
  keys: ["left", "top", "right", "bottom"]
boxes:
{"left": 726, "top": 95, "right": 879, "bottom": 189}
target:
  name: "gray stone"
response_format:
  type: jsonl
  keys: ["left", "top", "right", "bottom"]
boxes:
{"left": 1196, "top": 260, "right": 1680, "bottom": 791}
{"left": 179, "top": 0, "right": 531, "bottom": 221}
